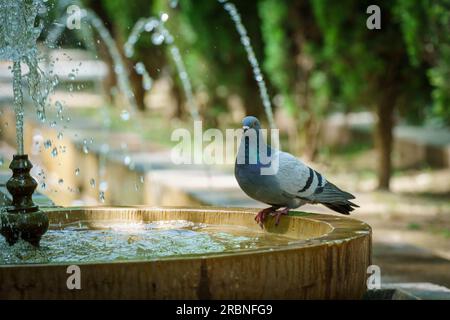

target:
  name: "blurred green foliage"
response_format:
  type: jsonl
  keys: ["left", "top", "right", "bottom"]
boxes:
{"left": 168, "top": 0, "right": 267, "bottom": 122}
{"left": 48, "top": 0, "right": 448, "bottom": 126}
{"left": 394, "top": 0, "right": 450, "bottom": 124}
{"left": 258, "top": 0, "right": 295, "bottom": 115}
{"left": 45, "top": 0, "right": 449, "bottom": 187}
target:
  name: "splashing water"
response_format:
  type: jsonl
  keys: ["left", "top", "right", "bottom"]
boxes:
{"left": 45, "top": 4, "right": 138, "bottom": 113}
{"left": 125, "top": 16, "right": 200, "bottom": 121}
{"left": 46, "top": 3, "right": 161, "bottom": 180}
{"left": 135, "top": 62, "right": 153, "bottom": 91}
{"left": 218, "top": 0, "right": 275, "bottom": 128}
{"left": 84, "top": 9, "right": 138, "bottom": 113}
{"left": 46, "top": 0, "right": 97, "bottom": 54}
{"left": 46, "top": 4, "right": 141, "bottom": 185}
{"left": 0, "top": 0, "right": 56, "bottom": 154}
{"left": 0, "top": 220, "right": 296, "bottom": 264}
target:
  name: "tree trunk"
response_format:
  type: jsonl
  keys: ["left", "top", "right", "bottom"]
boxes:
{"left": 128, "top": 63, "right": 146, "bottom": 111}
{"left": 243, "top": 90, "right": 266, "bottom": 121}
{"left": 375, "top": 98, "right": 395, "bottom": 190}
{"left": 303, "top": 114, "right": 321, "bottom": 161}
{"left": 171, "top": 82, "right": 185, "bottom": 119}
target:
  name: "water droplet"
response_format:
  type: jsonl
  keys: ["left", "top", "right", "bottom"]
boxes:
{"left": 144, "top": 20, "right": 159, "bottom": 32}
{"left": 161, "top": 13, "right": 169, "bottom": 22}
{"left": 151, "top": 32, "right": 165, "bottom": 45}
{"left": 58, "top": 178, "right": 63, "bottom": 185}
{"left": 44, "top": 139, "right": 52, "bottom": 149}
{"left": 56, "top": 101, "right": 63, "bottom": 116}
{"left": 134, "top": 62, "right": 145, "bottom": 75}
{"left": 57, "top": 132, "right": 63, "bottom": 140}
{"left": 51, "top": 147, "right": 58, "bottom": 157}
{"left": 124, "top": 44, "right": 134, "bottom": 58}
{"left": 90, "top": 178, "right": 96, "bottom": 188}
{"left": 114, "top": 65, "right": 124, "bottom": 74}
{"left": 75, "top": 168, "right": 80, "bottom": 176}
{"left": 120, "top": 110, "right": 130, "bottom": 121}
{"left": 143, "top": 75, "right": 152, "bottom": 91}
{"left": 99, "top": 181, "right": 108, "bottom": 192}
{"left": 99, "top": 191, "right": 105, "bottom": 203}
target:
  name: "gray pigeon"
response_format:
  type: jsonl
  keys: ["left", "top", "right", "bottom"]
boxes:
{"left": 235, "top": 116, "right": 358, "bottom": 226}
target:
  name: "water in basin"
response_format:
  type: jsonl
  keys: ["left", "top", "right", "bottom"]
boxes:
{"left": 0, "top": 219, "right": 296, "bottom": 264}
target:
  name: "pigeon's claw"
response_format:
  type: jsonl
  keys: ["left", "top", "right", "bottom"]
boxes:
{"left": 272, "top": 207, "right": 289, "bottom": 226}
{"left": 255, "top": 207, "right": 278, "bottom": 228}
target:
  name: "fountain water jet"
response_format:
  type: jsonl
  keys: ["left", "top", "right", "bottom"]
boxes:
{"left": 125, "top": 16, "right": 200, "bottom": 121}
{"left": 218, "top": 0, "right": 275, "bottom": 128}
{"left": 45, "top": 2, "right": 146, "bottom": 201}
{"left": 45, "top": 4, "right": 138, "bottom": 113}
{"left": 0, "top": 0, "right": 50, "bottom": 246}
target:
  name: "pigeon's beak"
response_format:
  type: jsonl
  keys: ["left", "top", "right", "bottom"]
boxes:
{"left": 242, "top": 126, "right": 249, "bottom": 133}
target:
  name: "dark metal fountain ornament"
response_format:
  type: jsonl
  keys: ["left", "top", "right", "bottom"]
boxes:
{"left": 0, "top": 0, "right": 50, "bottom": 246}
{"left": 1, "top": 155, "right": 49, "bottom": 246}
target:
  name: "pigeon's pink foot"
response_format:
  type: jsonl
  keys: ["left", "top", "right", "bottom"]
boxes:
{"left": 255, "top": 207, "right": 278, "bottom": 228}
{"left": 272, "top": 207, "right": 290, "bottom": 226}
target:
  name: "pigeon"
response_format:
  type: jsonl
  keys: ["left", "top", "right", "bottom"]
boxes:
{"left": 234, "top": 116, "right": 359, "bottom": 227}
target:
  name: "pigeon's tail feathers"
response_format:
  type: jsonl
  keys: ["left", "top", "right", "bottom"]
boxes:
{"left": 322, "top": 181, "right": 355, "bottom": 199}
{"left": 323, "top": 201, "right": 358, "bottom": 215}
{"left": 308, "top": 182, "right": 359, "bottom": 215}
{"left": 309, "top": 181, "right": 356, "bottom": 202}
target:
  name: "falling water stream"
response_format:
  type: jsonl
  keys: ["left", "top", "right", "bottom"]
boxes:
{"left": 46, "top": 6, "right": 137, "bottom": 113}
{"left": 218, "top": 0, "right": 275, "bottom": 128}
{"left": 85, "top": 9, "right": 138, "bottom": 113}
{"left": 11, "top": 62, "right": 25, "bottom": 154}
{"left": 125, "top": 16, "right": 200, "bottom": 121}
{"left": 0, "top": 0, "right": 55, "bottom": 154}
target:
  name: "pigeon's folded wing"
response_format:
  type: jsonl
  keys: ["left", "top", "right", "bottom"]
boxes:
{"left": 275, "top": 152, "right": 323, "bottom": 198}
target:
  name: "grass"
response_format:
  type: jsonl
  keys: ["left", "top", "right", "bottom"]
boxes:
{"left": 331, "top": 141, "right": 373, "bottom": 158}
{"left": 407, "top": 222, "right": 422, "bottom": 231}
{"left": 429, "top": 227, "right": 450, "bottom": 239}
{"left": 441, "top": 229, "right": 450, "bottom": 239}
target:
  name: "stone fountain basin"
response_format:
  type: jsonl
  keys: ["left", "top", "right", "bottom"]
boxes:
{"left": 0, "top": 206, "right": 371, "bottom": 299}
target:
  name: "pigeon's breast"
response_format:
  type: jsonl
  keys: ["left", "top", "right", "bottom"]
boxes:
{"left": 235, "top": 163, "right": 290, "bottom": 206}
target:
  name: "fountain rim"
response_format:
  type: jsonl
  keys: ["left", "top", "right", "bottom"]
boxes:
{"left": 1, "top": 205, "right": 372, "bottom": 267}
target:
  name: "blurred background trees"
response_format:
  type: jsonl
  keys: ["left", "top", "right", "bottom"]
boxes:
{"left": 48, "top": 0, "right": 449, "bottom": 190}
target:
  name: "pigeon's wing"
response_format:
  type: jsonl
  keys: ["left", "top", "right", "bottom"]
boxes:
{"left": 274, "top": 151, "right": 358, "bottom": 215}
{"left": 275, "top": 151, "right": 326, "bottom": 198}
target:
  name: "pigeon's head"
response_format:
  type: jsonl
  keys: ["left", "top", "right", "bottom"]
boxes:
{"left": 242, "top": 116, "right": 261, "bottom": 133}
